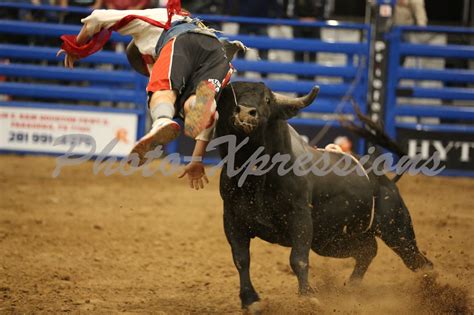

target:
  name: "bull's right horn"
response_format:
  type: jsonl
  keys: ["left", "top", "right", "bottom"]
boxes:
{"left": 273, "top": 86, "right": 320, "bottom": 109}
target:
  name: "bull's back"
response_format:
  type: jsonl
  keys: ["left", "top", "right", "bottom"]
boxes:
{"left": 306, "top": 149, "right": 375, "bottom": 250}
{"left": 287, "top": 126, "right": 375, "bottom": 239}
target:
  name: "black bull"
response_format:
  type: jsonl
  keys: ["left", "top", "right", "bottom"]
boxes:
{"left": 215, "top": 82, "right": 433, "bottom": 311}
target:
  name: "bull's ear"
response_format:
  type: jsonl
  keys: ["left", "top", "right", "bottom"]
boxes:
{"left": 271, "top": 86, "right": 320, "bottom": 120}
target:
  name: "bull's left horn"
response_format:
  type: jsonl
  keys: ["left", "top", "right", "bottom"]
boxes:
{"left": 126, "top": 40, "right": 149, "bottom": 77}
{"left": 273, "top": 86, "right": 320, "bottom": 108}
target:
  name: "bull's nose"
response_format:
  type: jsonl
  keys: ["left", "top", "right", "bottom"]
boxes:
{"left": 248, "top": 109, "right": 257, "bottom": 117}
{"left": 236, "top": 105, "right": 258, "bottom": 117}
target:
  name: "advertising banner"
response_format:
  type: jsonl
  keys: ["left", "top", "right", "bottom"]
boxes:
{"left": 397, "top": 128, "right": 474, "bottom": 172}
{"left": 0, "top": 106, "right": 137, "bottom": 157}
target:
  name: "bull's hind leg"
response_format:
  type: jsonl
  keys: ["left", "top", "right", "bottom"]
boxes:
{"left": 383, "top": 235, "right": 433, "bottom": 272}
{"left": 349, "top": 236, "right": 377, "bottom": 283}
{"left": 224, "top": 215, "right": 261, "bottom": 312}
{"left": 376, "top": 194, "right": 433, "bottom": 272}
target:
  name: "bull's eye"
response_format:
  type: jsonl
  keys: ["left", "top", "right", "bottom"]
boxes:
{"left": 265, "top": 97, "right": 271, "bottom": 104}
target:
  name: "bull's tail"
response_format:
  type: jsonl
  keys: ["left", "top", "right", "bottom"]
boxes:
{"left": 340, "top": 101, "right": 407, "bottom": 183}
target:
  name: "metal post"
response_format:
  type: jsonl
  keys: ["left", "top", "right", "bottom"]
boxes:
{"left": 366, "top": 0, "right": 396, "bottom": 128}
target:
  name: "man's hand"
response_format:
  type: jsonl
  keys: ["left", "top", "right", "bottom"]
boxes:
{"left": 178, "top": 161, "right": 209, "bottom": 190}
{"left": 179, "top": 139, "right": 210, "bottom": 190}
{"left": 56, "top": 49, "right": 78, "bottom": 68}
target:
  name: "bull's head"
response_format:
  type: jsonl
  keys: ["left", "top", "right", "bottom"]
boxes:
{"left": 230, "top": 82, "right": 320, "bottom": 134}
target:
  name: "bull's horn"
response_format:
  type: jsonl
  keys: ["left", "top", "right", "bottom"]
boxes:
{"left": 126, "top": 40, "right": 148, "bottom": 77}
{"left": 273, "top": 86, "right": 320, "bottom": 108}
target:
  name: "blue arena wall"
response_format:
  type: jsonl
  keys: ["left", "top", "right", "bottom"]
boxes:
{"left": 0, "top": 2, "right": 473, "bottom": 176}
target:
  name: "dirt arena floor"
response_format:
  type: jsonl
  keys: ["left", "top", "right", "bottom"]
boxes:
{"left": 0, "top": 155, "right": 472, "bottom": 314}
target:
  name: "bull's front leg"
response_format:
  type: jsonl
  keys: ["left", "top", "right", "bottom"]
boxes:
{"left": 224, "top": 215, "right": 261, "bottom": 312}
{"left": 288, "top": 206, "right": 315, "bottom": 295}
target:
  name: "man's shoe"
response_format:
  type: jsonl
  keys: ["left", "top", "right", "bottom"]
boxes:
{"left": 185, "top": 81, "right": 216, "bottom": 139}
{"left": 130, "top": 118, "right": 180, "bottom": 165}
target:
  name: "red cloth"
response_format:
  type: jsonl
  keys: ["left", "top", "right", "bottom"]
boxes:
{"left": 60, "top": 0, "right": 185, "bottom": 59}
{"left": 60, "top": 29, "right": 112, "bottom": 59}
{"left": 165, "top": 0, "right": 182, "bottom": 29}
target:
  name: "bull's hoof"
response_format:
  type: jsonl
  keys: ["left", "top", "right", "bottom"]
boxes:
{"left": 421, "top": 260, "right": 434, "bottom": 271}
{"left": 243, "top": 301, "right": 265, "bottom": 315}
{"left": 419, "top": 268, "right": 438, "bottom": 281}
{"left": 347, "top": 276, "right": 363, "bottom": 287}
{"left": 299, "top": 285, "right": 317, "bottom": 296}
{"left": 299, "top": 286, "right": 322, "bottom": 307}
